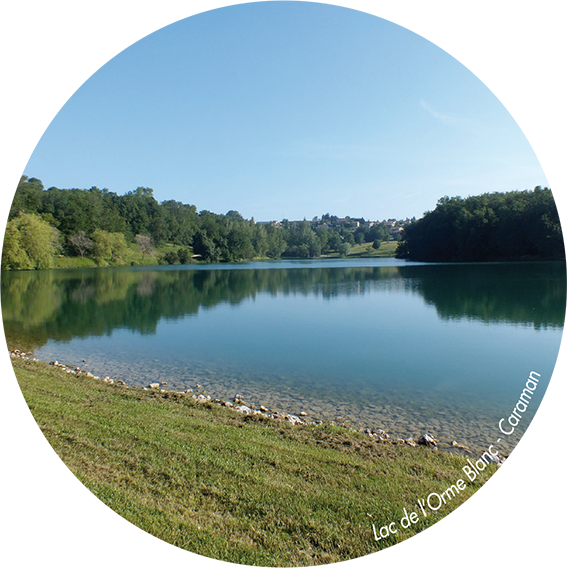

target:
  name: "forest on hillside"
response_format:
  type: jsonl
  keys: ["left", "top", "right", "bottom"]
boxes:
{"left": 395, "top": 187, "right": 564, "bottom": 262}
{"left": 2, "top": 177, "right": 396, "bottom": 270}
{"left": 3, "top": 178, "right": 564, "bottom": 270}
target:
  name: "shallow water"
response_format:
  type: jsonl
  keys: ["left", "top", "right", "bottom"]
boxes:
{"left": 3, "top": 258, "right": 564, "bottom": 455}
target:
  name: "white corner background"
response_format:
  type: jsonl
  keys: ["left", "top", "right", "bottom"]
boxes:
{"left": 368, "top": 0, "right": 567, "bottom": 14}
{"left": 0, "top": 352, "right": 10, "bottom": 566}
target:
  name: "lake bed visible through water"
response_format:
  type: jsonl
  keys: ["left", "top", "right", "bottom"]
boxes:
{"left": 3, "top": 258, "right": 564, "bottom": 456}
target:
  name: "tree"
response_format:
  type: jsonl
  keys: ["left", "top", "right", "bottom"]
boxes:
{"left": 327, "top": 231, "right": 342, "bottom": 252}
{"left": 69, "top": 231, "right": 94, "bottom": 257}
{"left": 337, "top": 242, "right": 351, "bottom": 257}
{"left": 354, "top": 231, "right": 366, "bottom": 244}
{"left": 225, "top": 224, "right": 255, "bottom": 261}
{"left": 91, "top": 230, "right": 128, "bottom": 265}
{"left": 266, "top": 225, "right": 287, "bottom": 258}
{"left": 2, "top": 213, "right": 60, "bottom": 270}
{"left": 308, "top": 236, "right": 321, "bottom": 258}
{"left": 354, "top": 226, "right": 368, "bottom": 244}
{"left": 135, "top": 234, "right": 154, "bottom": 259}
{"left": 160, "top": 200, "right": 198, "bottom": 245}
{"left": 316, "top": 226, "right": 330, "bottom": 253}
{"left": 9, "top": 177, "right": 44, "bottom": 219}
{"left": 368, "top": 222, "right": 390, "bottom": 242}
{"left": 397, "top": 188, "right": 564, "bottom": 261}
{"left": 162, "top": 250, "right": 178, "bottom": 265}
{"left": 252, "top": 224, "right": 269, "bottom": 258}
{"left": 282, "top": 220, "right": 323, "bottom": 259}
{"left": 192, "top": 230, "right": 221, "bottom": 262}
{"left": 226, "top": 210, "right": 245, "bottom": 222}
{"left": 177, "top": 247, "right": 192, "bottom": 264}
{"left": 372, "top": 239, "right": 381, "bottom": 250}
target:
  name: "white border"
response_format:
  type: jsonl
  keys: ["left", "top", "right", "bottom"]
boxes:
{"left": 0, "top": 351, "right": 10, "bottom": 566}
{"left": 368, "top": 0, "right": 567, "bottom": 14}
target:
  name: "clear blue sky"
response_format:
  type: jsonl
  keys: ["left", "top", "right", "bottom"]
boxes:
{"left": 23, "top": 1, "right": 547, "bottom": 222}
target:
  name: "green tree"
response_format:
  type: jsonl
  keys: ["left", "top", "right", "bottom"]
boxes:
{"left": 343, "top": 232, "right": 355, "bottom": 245}
{"left": 368, "top": 222, "right": 390, "bottom": 243}
{"left": 397, "top": 187, "right": 564, "bottom": 261}
{"left": 337, "top": 242, "right": 351, "bottom": 257}
{"left": 9, "top": 177, "right": 44, "bottom": 219}
{"left": 177, "top": 247, "right": 192, "bottom": 264}
{"left": 193, "top": 230, "right": 221, "bottom": 262}
{"left": 266, "top": 225, "right": 287, "bottom": 258}
{"left": 91, "top": 230, "right": 128, "bottom": 265}
{"left": 160, "top": 200, "right": 198, "bottom": 245}
{"left": 354, "top": 230, "right": 366, "bottom": 245}
{"left": 163, "top": 250, "right": 178, "bottom": 265}
{"left": 224, "top": 223, "right": 255, "bottom": 261}
{"left": 2, "top": 213, "right": 60, "bottom": 270}
{"left": 354, "top": 226, "right": 368, "bottom": 244}
{"left": 282, "top": 221, "right": 322, "bottom": 258}
{"left": 252, "top": 224, "right": 269, "bottom": 258}
{"left": 327, "top": 231, "right": 342, "bottom": 252}
{"left": 316, "top": 226, "right": 330, "bottom": 253}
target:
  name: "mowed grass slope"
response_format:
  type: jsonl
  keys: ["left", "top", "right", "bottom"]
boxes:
{"left": 12, "top": 357, "right": 494, "bottom": 566}
{"left": 346, "top": 240, "right": 399, "bottom": 258}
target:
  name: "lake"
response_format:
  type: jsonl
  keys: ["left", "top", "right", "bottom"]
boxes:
{"left": 3, "top": 258, "right": 565, "bottom": 455}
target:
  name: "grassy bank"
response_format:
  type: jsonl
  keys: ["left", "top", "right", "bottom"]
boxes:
{"left": 340, "top": 240, "right": 399, "bottom": 258}
{"left": 52, "top": 243, "right": 189, "bottom": 269}
{"left": 49, "top": 241, "right": 399, "bottom": 270}
{"left": 11, "top": 355, "right": 495, "bottom": 566}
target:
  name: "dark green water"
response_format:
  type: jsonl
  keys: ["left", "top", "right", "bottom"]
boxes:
{"left": 3, "top": 258, "right": 564, "bottom": 455}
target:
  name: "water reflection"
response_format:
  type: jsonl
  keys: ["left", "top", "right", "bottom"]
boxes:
{"left": 2, "top": 260, "right": 565, "bottom": 455}
{"left": 2, "top": 261, "right": 564, "bottom": 351}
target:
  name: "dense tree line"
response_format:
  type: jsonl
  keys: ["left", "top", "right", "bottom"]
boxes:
{"left": 7, "top": 177, "right": 560, "bottom": 270}
{"left": 8, "top": 177, "right": 195, "bottom": 247}
{"left": 396, "top": 187, "right": 564, "bottom": 262}
{"left": 3, "top": 176, "right": 393, "bottom": 269}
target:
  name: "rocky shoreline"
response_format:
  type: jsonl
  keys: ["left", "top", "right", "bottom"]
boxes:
{"left": 9, "top": 349, "right": 505, "bottom": 464}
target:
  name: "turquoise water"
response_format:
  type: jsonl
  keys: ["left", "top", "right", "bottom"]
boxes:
{"left": 3, "top": 258, "right": 564, "bottom": 454}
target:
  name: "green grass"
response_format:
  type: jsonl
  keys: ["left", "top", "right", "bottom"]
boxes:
{"left": 323, "top": 241, "right": 399, "bottom": 259}
{"left": 346, "top": 240, "right": 400, "bottom": 258}
{"left": 52, "top": 255, "right": 99, "bottom": 268}
{"left": 12, "top": 356, "right": 495, "bottom": 566}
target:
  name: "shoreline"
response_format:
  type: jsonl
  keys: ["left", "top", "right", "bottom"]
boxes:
{"left": 9, "top": 346, "right": 499, "bottom": 565}
{"left": 8, "top": 348, "right": 505, "bottom": 464}
{"left": 54, "top": 250, "right": 396, "bottom": 270}
{"left": 3, "top": 240, "right": 400, "bottom": 272}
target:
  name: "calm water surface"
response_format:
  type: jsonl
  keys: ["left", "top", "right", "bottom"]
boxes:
{"left": 3, "top": 258, "right": 565, "bottom": 455}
